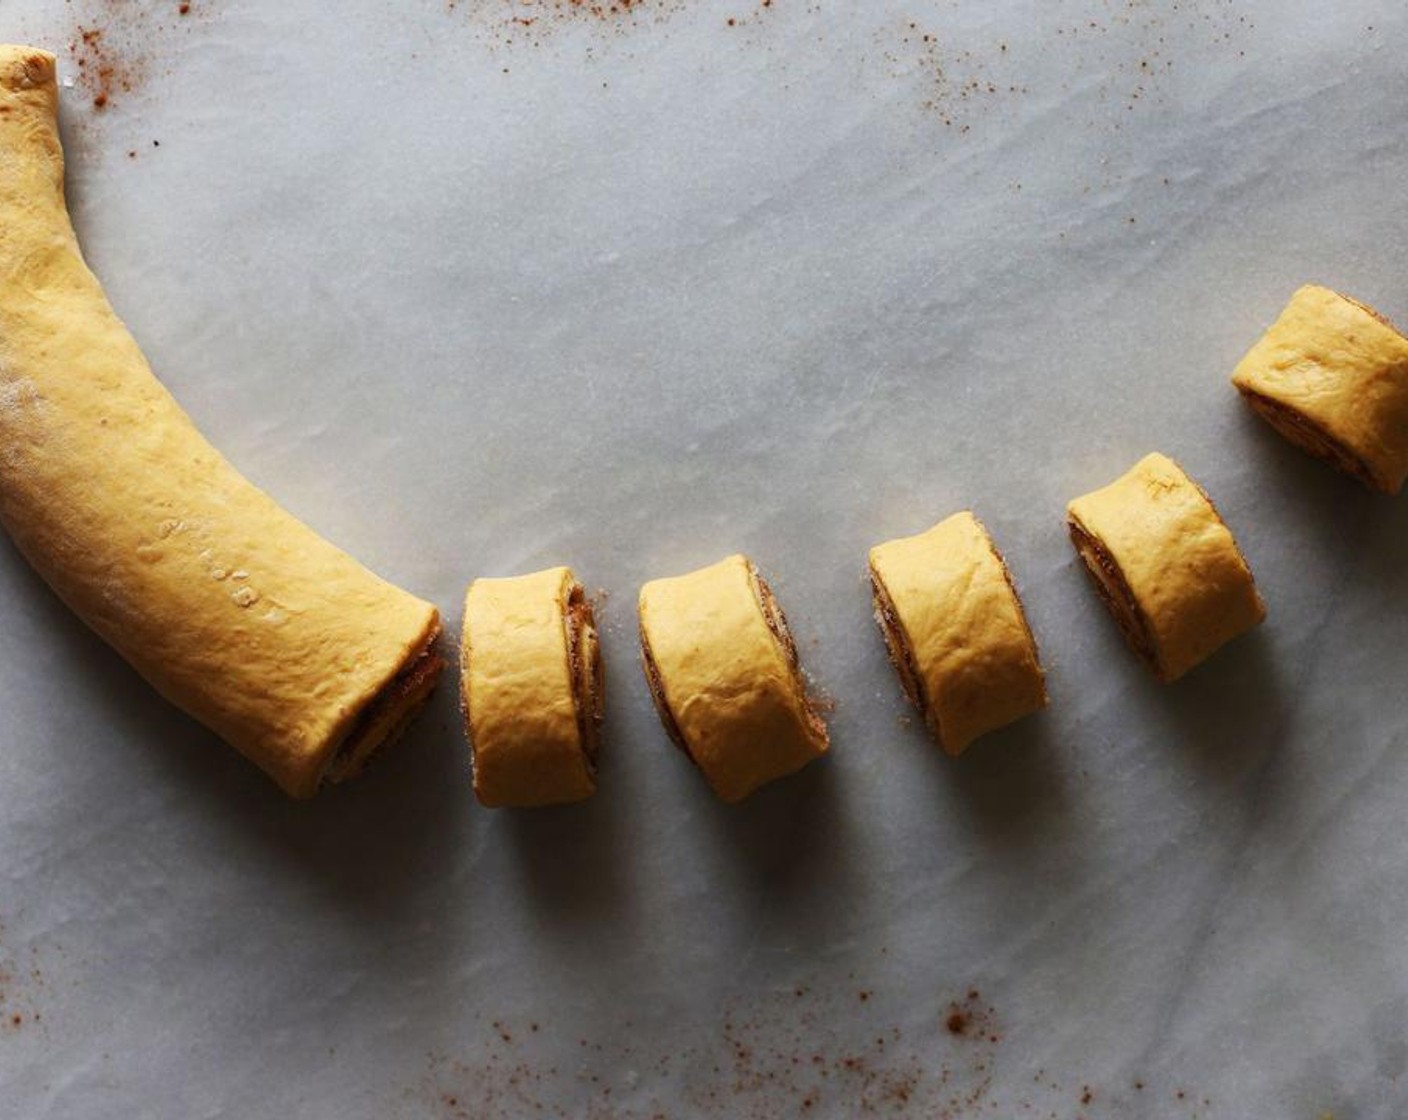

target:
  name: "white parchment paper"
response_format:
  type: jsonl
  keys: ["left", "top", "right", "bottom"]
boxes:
{"left": 0, "top": 2, "right": 1405, "bottom": 1116}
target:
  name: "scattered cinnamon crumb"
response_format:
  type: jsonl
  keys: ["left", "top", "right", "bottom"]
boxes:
{"left": 64, "top": 3, "right": 211, "bottom": 116}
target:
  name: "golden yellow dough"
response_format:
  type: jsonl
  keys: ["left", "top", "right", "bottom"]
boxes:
{"left": 462, "top": 567, "right": 601, "bottom": 808}
{"left": 1066, "top": 453, "right": 1265, "bottom": 683}
{"left": 0, "top": 47, "right": 442, "bottom": 798}
{"left": 638, "top": 554, "right": 828, "bottom": 803}
{"left": 869, "top": 511, "right": 1046, "bottom": 755}
{"left": 1231, "top": 284, "right": 1408, "bottom": 494}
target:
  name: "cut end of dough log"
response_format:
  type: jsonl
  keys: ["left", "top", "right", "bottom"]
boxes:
{"left": 869, "top": 513, "right": 1048, "bottom": 754}
{"left": 639, "top": 617, "right": 693, "bottom": 762}
{"left": 1235, "top": 384, "right": 1393, "bottom": 493}
{"left": 565, "top": 583, "right": 605, "bottom": 778}
{"left": 639, "top": 562, "right": 829, "bottom": 776}
{"left": 1066, "top": 453, "right": 1264, "bottom": 683}
{"left": 869, "top": 564, "right": 929, "bottom": 718}
{"left": 638, "top": 554, "right": 828, "bottom": 803}
{"left": 461, "top": 568, "right": 601, "bottom": 809}
{"left": 321, "top": 620, "right": 446, "bottom": 793}
{"left": 1230, "top": 285, "right": 1408, "bottom": 496}
{"left": 0, "top": 49, "right": 448, "bottom": 799}
{"left": 1066, "top": 515, "right": 1164, "bottom": 679}
{"left": 746, "top": 561, "right": 830, "bottom": 755}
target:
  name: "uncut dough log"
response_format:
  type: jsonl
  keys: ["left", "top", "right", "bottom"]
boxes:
{"left": 638, "top": 554, "right": 828, "bottom": 803}
{"left": 1066, "top": 453, "right": 1264, "bottom": 683}
{"left": 0, "top": 46, "right": 442, "bottom": 798}
{"left": 461, "top": 567, "right": 602, "bottom": 808}
{"left": 869, "top": 511, "right": 1046, "bottom": 755}
{"left": 1231, "top": 284, "right": 1408, "bottom": 494}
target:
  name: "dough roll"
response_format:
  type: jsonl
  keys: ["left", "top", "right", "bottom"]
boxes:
{"left": 1231, "top": 285, "right": 1408, "bottom": 494}
{"left": 461, "top": 567, "right": 602, "bottom": 808}
{"left": 0, "top": 47, "right": 442, "bottom": 798}
{"left": 638, "top": 554, "right": 828, "bottom": 803}
{"left": 1066, "top": 452, "right": 1264, "bottom": 682}
{"left": 869, "top": 511, "right": 1046, "bottom": 755}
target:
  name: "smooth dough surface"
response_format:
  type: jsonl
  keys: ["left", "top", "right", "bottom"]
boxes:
{"left": 1231, "top": 284, "right": 1408, "bottom": 494}
{"left": 1066, "top": 452, "right": 1265, "bottom": 682}
{"left": 638, "top": 554, "right": 828, "bottom": 803}
{"left": 0, "top": 46, "right": 442, "bottom": 798}
{"left": 869, "top": 511, "right": 1046, "bottom": 755}
{"left": 462, "top": 567, "right": 599, "bottom": 808}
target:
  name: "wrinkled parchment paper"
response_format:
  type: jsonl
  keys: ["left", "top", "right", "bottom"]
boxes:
{"left": 1, "top": 2, "right": 1405, "bottom": 1116}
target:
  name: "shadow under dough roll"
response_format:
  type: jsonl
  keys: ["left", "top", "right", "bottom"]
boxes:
{"left": 869, "top": 511, "right": 1047, "bottom": 755}
{"left": 461, "top": 567, "right": 603, "bottom": 808}
{"left": 1232, "top": 284, "right": 1408, "bottom": 494}
{"left": 638, "top": 554, "right": 829, "bottom": 803}
{"left": 1066, "top": 452, "right": 1265, "bottom": 682}
{"left": 0, "top": 47, "right": 443, "bottom": 798}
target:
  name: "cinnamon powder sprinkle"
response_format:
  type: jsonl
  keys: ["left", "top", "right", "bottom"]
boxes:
{"left": 64, "top": 2, "right": 210, "bottom": 113}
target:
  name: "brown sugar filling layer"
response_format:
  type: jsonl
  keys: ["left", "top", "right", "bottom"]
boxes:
{"left": 1067, "top": 518, "right": 1162, "bottom": 678}
{"left": 564, "top": 582, "right": 604, "bottom": 774}
{"left": 868, "top": 565, "right": 928, "bottom": 717}
{"left": 639, "top": 622, "right": 692, "bottom": 761}
{"left": 1236, "top": 386, "right": 1384, "bottom": 492}
{"left": 323, "top": 625, "right": 445, "bottom": 787}
{"left": 745, "top": 562, "right": 828, "bottom": 746}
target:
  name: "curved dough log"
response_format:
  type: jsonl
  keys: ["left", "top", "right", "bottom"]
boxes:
{"left": 869, "top": 511, "right": 1046, "bottom": 755}
{"left": 0, "top": 47, "right": 442, "bottom": 798}
{"left": 462, "top": 567, "right": 602, "bottom": 808}
{"left": 638, "top": 553, "right": 828, "bottom": 803}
